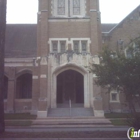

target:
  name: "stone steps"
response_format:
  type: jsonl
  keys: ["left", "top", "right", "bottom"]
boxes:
{"left": 47, "top": 108, "right": 94, "bottom": 117}
{"left": 32, "top": 117, "right": 112, "bottom": 126}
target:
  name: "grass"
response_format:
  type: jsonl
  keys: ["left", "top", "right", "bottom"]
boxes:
{"left": 5, "top": 120, "right": 32, "bottom": 126}
{"left": 110, "top": 119, "right": 129, "bottom": 126}
{"left": 105, "top": 113, "right": 139, "bottom": 126}
{"left": 105, "top": 112, "right": 140, "bottom": 118}
{"left": 4, "top": 113, "right": 36, "bottom": 120}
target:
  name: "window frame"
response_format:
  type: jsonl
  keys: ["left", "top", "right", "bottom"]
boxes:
{"left": 52, "top": 41, "right": 58, "bottom": 53}
{"left": 60, "top": 41, "right": 66, "bottom": 53}
{"left": 110, "top": 90, "right": 120, "bottom": 103}
{"left": 73, "top": 0, "right": 81, "bottom": 15}
{"left": 73, "top": 40, "right": 80, "bottom": 53}
{"left": 53, "top": 0, "right": 85, "bottom": 17}
{"left": 49, "top": 38, "right": 68, "bottom": 53}
{"left": 70, "top": 0, "right": 85, "bottom": 17}
{"left": 57, "top": 0, "right": 66, "bottom": 15}
{"left": 81, "top": 40, "right": 87, "bottom": 53}
{"left": 53, "top": 0, "right": 69, "bottom": 17}
{"left": 71, "top": 38, "right": 91, "bottom": 53}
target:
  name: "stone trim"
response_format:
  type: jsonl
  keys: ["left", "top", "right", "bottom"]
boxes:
{"left": 15, "top": 99, "right": 32, "bottom": 102}
{"left": 40, "top": 75, "right": 47, "bottom": 79}
{"left": 5, "top": 63, "right": 34, "bottom": 67}
{"left": 48, "top": 18, "right": 90, "bottom": 22}
{"left": 48, "top": 38, "right": 69, "bottom": 53}
{"left": 51, "top": 63, "right": 90, "bottom": 108}
{"left": 40, "top": 57, "right": 47, "bottom": 65}
{"left": 90, "top": 9, "right": 97, "bottom": 12}
{"left": 48, "top": 38, "right": 91, "bottom": 53}
{"left": 70, "top": 38, "right": 91, "bottom": 53}
{"left": 33, "top": 76, "right": 38, "bottom": 79}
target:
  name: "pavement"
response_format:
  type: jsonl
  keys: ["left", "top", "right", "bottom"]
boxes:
{"left": 0, "top": 126, "right": 130, "bottom": 140}
{"left": 0, "top": 138, "right": 130, "bottom": 140}
{"left": 5, "top": 126, "right": 129, "bottom": 132}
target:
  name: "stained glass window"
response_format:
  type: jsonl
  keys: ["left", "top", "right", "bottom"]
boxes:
{"left": 81, "top": 41, "right": 87, "bottom": 52}
{"left": 52, "top": 41, "right": 58, "bottom": 52}
{"left": 60, "top": 41, "right": 66, "bottom": 53}
{"left": 58, "top": 0, "right": 65, "bottom": 15}
{"left": 73, "top": 41, "right": 79, "bottom": 53}
{"left": 73, "top": 0, "right": 80, "bottom": 15}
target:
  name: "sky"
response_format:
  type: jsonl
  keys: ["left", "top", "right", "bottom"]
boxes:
{"left": 7, "top": 0, "right": 140, "bottom": 24}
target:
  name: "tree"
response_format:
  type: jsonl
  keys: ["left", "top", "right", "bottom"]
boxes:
{"left": 0, "top": 0, "right": 7, "bottom": 133}
{"left": 91, "top": 37, "right": 140, "bottom": 129}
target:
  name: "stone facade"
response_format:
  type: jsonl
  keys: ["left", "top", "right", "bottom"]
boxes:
{"left": 3, "top": 1, "right": 140, "bottom": 116}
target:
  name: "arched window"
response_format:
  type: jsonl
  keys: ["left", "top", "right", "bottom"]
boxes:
{"left": 4, "top": 75, "right": 8, "bottom": 99}
{"left": 16, "top": 73, "right": 32, "bottom": 99}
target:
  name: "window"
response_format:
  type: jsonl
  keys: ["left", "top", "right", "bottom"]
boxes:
{"left": 125, "top": 43, "right": 140, "bottom": 58}
{"left": 57, "top": 0, "right": 65, "bottom": 15}
{"left": 110, "top": 90, "right": 120, "bottom": 103}
{"left": 73, "top": 41, "right": 79, "bottom": 53}
{"left": 60, "top": 41, "right": 66, "bottom": 53}
{"left": 134, "top": 44, "right": 140, "bottom": 55}
{"left": 73, "top": 0, "right": 80, "bottom": 15}
{"left": 49, "top": 39, "right": 68, "bottom": 53}
{"left": 112, "top": 93, "right": 117, "bottom": 101}
{"left": 81, "top": 41, "right": 87, "bottom": 52}
{"left": 53, "top": 0, "right": 85, "bottom": 17}
{"left": 16, "top": 73, "right": 32, "bottom": 99}
{"left": 71, "top": 39, "right": 90, "bottom": 53}
{"left": 52, "top": 41, "right": 58, "bottom": 53}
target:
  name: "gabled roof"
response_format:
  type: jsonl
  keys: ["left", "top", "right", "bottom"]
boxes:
{"left": 5, "top": 24, "right": 116, "bottom": 58}
{"left": 108, "top": 5, "right": 140, "bottom": 33}
{"left": 5, "top": 24, "right": 37, "bottom": 58}
{"left": 101, "top": 24, "right": 117, "bottom": 33}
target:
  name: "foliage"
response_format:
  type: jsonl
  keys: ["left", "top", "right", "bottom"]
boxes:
{"left": 91, "top": 37, "right": 140, "bottom": 129}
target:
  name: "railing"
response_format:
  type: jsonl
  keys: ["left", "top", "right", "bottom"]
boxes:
{"left": 69, "top": 99, "right": 71, "bottom": 117}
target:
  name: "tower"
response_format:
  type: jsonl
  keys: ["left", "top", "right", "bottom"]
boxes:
{"left": 35, "top": 0, "right": 104, "bottom": 118}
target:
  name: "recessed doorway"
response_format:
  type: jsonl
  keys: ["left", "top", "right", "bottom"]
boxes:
{"left": 57, "top": 70, "right": 84, "bottom": 107}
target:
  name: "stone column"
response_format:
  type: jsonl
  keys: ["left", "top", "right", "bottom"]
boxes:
{"left": 6, "top": 67, "right": 16, "bottom": 113}
{"left": 37, "top": 57, "right": 48, "bottom": 118}
{"left": 31, "top": 62, "right": 40, "bottom": 115}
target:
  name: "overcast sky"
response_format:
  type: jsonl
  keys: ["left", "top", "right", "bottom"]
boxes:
{"left": 7, "top": 0, "right": 140, "bottom": 24}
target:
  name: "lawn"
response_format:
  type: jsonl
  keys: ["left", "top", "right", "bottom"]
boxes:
{"left": 4, "top": 112, "right": 135, "bottom": 126}
{"left": 105, "top": 112, "right": 140, "bottom": 118}
{"left": 4, "top": 113, "right": 36, "bottom": 120}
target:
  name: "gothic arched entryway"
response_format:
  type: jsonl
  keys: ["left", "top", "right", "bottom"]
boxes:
{"left": 57, "top": 70, "right": 84, "bottom": 106}
{"left": 51, "top": 64, "right": 90, "bottom": 108}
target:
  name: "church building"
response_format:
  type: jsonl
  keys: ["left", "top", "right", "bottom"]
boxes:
{"left": 3, "top": 0, "right": 140, "bottom": 118}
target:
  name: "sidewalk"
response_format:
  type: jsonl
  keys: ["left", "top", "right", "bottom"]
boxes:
{"left": 0, "top": 127, "right": 129, "bottom": 140}
{"left": 5, "top": 126, "right": 129, "bottom": 132}
{"left": 0, "top": 138, "right": 129, "bottom": 140}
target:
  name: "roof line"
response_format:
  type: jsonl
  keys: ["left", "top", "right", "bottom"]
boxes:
{"left": 108, "top": 4, "right": 140, "bottom": 34}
